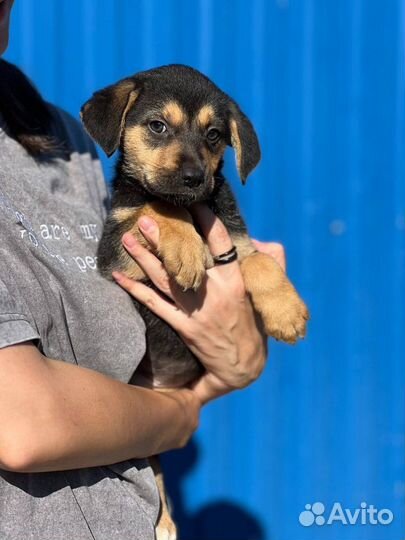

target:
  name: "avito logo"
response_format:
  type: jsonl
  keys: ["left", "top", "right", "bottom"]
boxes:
{"left": 299, "top": 502, "right": 394, "bottom": 527}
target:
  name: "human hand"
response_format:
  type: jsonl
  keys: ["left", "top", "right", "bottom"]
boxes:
{"left": 113, "top": 206, "right": 285, "bottom": 405}
{"left": 192, "top": 238, "right": 287, "bottom": 404}
{"left": 191, "top": 236, "right": 287, "bottom": 404}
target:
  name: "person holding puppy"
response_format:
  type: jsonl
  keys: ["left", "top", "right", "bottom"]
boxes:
{"left": 0, "top": 2, "right": 285, "bottom": 539}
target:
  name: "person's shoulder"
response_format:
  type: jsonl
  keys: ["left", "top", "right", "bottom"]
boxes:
{"left": 47, "top": 103, "right": 98, "bottom": 159}
{"left": 45, "top": 103, "right": 110, "bottom": 215}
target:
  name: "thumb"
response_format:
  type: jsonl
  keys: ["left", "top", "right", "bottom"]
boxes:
{"left": 251, "top": 239, "right": 286, "bottom": 271}
{"left": 191, "top": 372, "right": 231, "bottom": 405}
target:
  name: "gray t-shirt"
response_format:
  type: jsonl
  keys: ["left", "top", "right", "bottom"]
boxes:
{"left": 0, "top": 107, "right": 159, "bottom": 539}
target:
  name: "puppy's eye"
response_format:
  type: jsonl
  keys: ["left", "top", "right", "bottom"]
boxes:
{"left": 149, "top": 121, "right": 167, "bottom": 134}
{"left": 207, "top": 128, "right": 221, "bottom": 144}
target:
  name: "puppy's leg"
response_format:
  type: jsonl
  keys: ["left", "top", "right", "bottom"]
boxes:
{"left": 234, "top": 235, "right": 309, "bottom": 344}
{"left": 110, "top": 201, "right": 207, "bottom": 290}
{"left": 137, "top": 202, "right": 207, "bottom": 290}
{"left": 150, "top": 456, "right": 178, "bottom": 540}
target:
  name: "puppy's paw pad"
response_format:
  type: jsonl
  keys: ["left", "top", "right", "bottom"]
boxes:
{"left": 261, "top": 293, "right": 309, "bottom": 344}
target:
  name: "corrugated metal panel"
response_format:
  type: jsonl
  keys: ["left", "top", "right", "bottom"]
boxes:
{"left": 5, "top": 1, "right": 405, "bottom": 539}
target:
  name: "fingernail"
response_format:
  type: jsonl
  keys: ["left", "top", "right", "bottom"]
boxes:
{"left": 138, "top": 216, "right": 155, "bottom": 233}
{"left": 122, "top": 233, "right": 137, "bottom": 248}
{"left": 112, "top": 271, "right": 123, "bottom": 282}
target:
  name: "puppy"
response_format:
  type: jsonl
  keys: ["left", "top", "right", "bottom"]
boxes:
{"left": 81, "top": 64, "right": 309, "bottom": 539}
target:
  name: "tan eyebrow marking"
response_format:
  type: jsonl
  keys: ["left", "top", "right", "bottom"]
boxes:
{"left": 162, "top": 101, "right": 187, "bottom": 127}
{"left": 196, "top": 104, "right": 216, "bottom": 128}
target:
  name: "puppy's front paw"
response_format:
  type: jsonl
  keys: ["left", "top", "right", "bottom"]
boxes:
{"left": 240, "top": 250, "right": 309, "bottom": 344}
{"left": 260, "top": 289, "right": 309, "bottom": 344}
{"left": 160, "top": 233, "right": 206, "bottom": 291}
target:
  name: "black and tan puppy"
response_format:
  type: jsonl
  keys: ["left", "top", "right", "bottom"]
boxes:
{"left": 81, "top": 64, "right": 309, "bottom": 539}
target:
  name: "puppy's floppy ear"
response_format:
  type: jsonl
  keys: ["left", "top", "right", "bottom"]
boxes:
{"left": 228, "top": 101, "right": 261, "bottom": 184}
{"left": 80, "top": 78, "right": 141, "bottom": 156}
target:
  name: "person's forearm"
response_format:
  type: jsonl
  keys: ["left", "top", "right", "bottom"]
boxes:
{"left": 0, "top": 345, "right": 198, "bottom": 473}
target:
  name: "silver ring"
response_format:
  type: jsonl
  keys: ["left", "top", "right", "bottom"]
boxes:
{"left": 213, "top": 246, "right": 238, "bottom": 265}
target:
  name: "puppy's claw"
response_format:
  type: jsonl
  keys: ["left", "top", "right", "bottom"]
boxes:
{"left": 174, "top": 259, "right": 206, "bottom": 291}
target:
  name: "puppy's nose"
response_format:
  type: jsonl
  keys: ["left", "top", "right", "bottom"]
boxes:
{"left": 183, "top": 167, "right": 205, "bottom": 188}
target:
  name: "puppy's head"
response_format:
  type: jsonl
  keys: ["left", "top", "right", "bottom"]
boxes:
{"left": 81, "top": 65, "right": 260, "bottom": 205}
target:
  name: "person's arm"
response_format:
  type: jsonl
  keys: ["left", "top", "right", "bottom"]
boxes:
{"left": 0, "top": 342, "right": 199, "bottom": 473}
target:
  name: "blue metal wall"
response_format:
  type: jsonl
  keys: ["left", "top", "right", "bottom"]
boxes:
{"left": 5, "top": 1, "right": 405, "bottom": 539}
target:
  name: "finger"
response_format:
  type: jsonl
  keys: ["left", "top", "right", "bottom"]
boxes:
{"left": 121, "top": 233, "right": 175, "bottom": 300}
{"left": 112, "top": 272, "right": 186, "bottom": 330}
{"left": 190, "top": 203, "right": 236, "bottom": 262}
{"left": 251, "top": 239, "right": 287, "bottom": 271}
{"left": 137, "top": 216, "right": 160, "bottom": 249}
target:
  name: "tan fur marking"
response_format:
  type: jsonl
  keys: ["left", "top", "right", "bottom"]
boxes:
{"left": 119, "top": 87, "right": 140, "bottom": 137}
{"left": 230, "top": 118, "right": 242, "bottom": 176}
{"left": 123, "top": 125, "right": 152, "bottom": 171}
{"left": 162, "top": 101, "right": 187, "bottom": 127}
{"left": 114, "top": 201, "right": 207, "bottom": 290}
{"left": 240, "top": 252, "right": 309, "bottom": 343}
{"left": 111, "top": 207, "right": 138, "bottom": 223}
{"left": 196, "top": 104, "right": 215, "bottom": 128}
{"left": 108, "top": 206, "right": 147, "bottom": 281}
{"left": 123, "top": 126, "right": 182, "bottom": 179}
{"left": 201, "top": 142, "right": 226, "bottom": 179}
{"left": 156, "top": 140, "right": 182, "bottom": 171}
{"left": 115, "top": 80, "right": 137, "bottom": 100}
